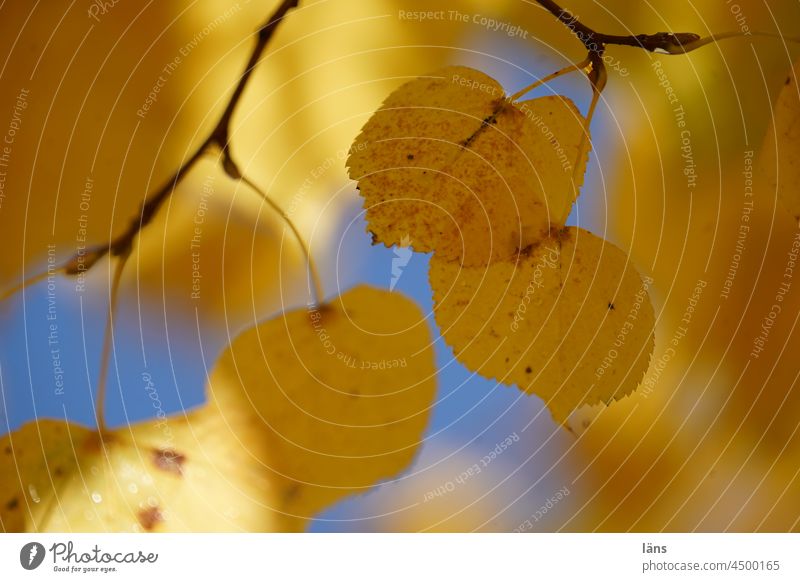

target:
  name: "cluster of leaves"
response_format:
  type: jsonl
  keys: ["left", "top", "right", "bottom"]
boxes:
{"left": 4, "top": 0, "right": 798, "bottom": 533}
{"left": 2, "top": 286, "right": 437, "bottom": 531}
{"left": 348, "top": 66, "right": 656, "bottom": 424}
{"left": 0, "top": 0, "right": 454, "bottom": 534}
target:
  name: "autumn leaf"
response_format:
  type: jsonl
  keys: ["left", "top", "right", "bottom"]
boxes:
{"left": 210, "top": 284, "right": 437, "bottom": 519}
{"left": 0, "top": 398, "right": 284, "bottom": 532}
{"left": 348, "top": 66, "right": 590, "bottom": 266}
{"left": 430, "top": 227, "right": 654, "bottom": 424}
{"left": 760, "top": 58, "right": 800, "bottom": 224}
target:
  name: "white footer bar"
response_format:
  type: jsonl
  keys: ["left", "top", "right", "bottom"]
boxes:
{"left": 1, "top": 533, "right": 797, "bottom": 581}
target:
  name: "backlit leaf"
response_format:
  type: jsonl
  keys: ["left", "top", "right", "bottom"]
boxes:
{"left": 0, "top": 398, "right": 283, "bottom": 532}
{"left": 348, "top": 66, "right": 590, "bottom": 266}
{"left": 210, "top": 284, "right": 437, "bottom": 519}
{"left": 430, "top": 227, "right": 654, "bottom": 424}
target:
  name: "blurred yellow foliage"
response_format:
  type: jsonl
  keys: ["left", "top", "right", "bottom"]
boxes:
{"left": 211, "top": 284, "right": 437, "bottom": 521}
{"left": 2, "top": 285, "right": 436, "bottom": 531}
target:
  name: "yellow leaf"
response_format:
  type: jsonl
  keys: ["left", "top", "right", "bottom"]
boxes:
{"left": 210, "top": 284, "right": 437, "bottom": 519}
{"left": 760, "top": 59, "right": 800, "bottom": 224}
{"left": 1, "top": 398, "right": 283, "bottom": 532}
{"left": 430, "top": 227, "right": 654, "bottom": 424}
{"left": 348, "top": 66, "right": 590, "bottom": 266}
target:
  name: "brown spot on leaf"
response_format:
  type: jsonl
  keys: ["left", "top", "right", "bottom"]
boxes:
{"left": 608, "top": 302, "right": 615, "bottom": 311}
{"left": 3, "top": 446, "right": 11, "bottom": 455}
{"left": 525, "top": 366, "right": 532, "bottom": 374}
{"left": 137, "top": 506, "right": 163, "bottom": 531}
{"left": 407, "top": 154, "right": 414, "bottom": 160}
{"left": 518, "top": 243, "right": 534, "bottom": 257}
{"left": 152, "top": 449, "right": 186, "bottom": 476}
{"left": 6, "top": 497, "right": 19, "bottom": 511}
{"left": 461, "top": 107, "right": 502, "bottom": 147}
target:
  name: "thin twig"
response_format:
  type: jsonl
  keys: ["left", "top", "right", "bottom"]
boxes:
{"left": 533, "top": 0, "right": 700, "bottom": 55}
{"left": 239, "top": 173, "right": 324, "bottom": 306}
{"left": 534, "top": 0, "right": 798, "bottom": 55}
{"left": 24, "top": 0, "right": 299, "bottom": 433}
{"left": 103, "top": 0, "right": 299, "bottom": 261}
{"left": 510, "top": 58, "right": 591, "bottom": 102}
{"left": 95, "top": 251, "right": 129, "bottom": 434}
{"left": 529, "top": 0, "right": 798, "bottom": 187}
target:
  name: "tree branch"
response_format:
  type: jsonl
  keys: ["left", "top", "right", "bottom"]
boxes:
{"left": 63, "top": 0, "right": 299, "bottom": 275}
{"left": 534, "top": 0, "right": 700, "bottom": 55}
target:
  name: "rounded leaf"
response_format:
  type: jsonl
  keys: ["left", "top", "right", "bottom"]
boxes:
{"left": 348, "top": 66, "right": 590, "bottom": 266}
{"left": 209, "top": 285, "right": 437, "bottom": 519}
{"left": 430, "top": 227, "right": 654, "bottom": 423}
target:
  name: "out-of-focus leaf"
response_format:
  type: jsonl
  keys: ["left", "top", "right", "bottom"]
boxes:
{"left": 128, "top": 157, "right": 306, "bottom": 334}
{"left": 210, "top": 284, "right": 437, "bottom": 519}
{"left": 760, "top": 59, "right": 800, "bottom": 224}
{"left": 0, "top": 398, "right": 282, "bottom": 532}
{"left": 0, "top": 1, "right": 254, "bottom": 284}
